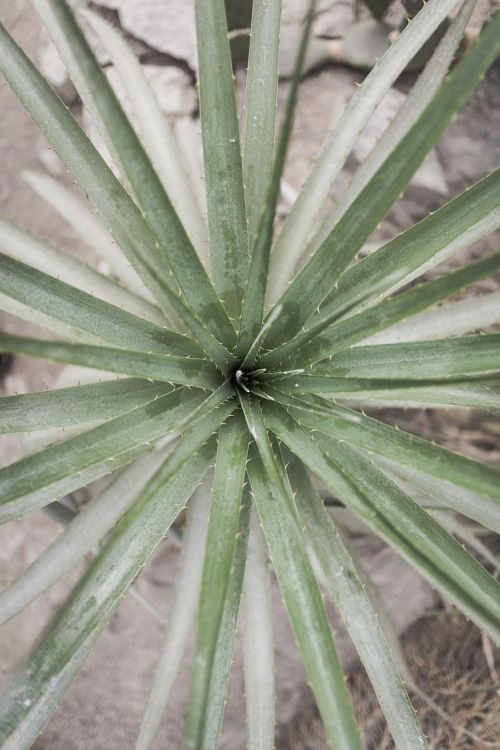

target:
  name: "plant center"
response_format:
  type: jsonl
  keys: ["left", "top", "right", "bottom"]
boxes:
{"left": 231, "top": 365, "right": 267, "bottom": 395}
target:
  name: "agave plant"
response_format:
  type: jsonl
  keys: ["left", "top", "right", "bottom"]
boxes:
{"left": 1, "top": 0, "right": 500, "bottom": 747}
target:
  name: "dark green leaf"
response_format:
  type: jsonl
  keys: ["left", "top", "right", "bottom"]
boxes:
{"left": 31, "top": 0, "right": 235, "bottom": 346}
{"left": 0, "top": 334, "right": 221, "bottom": 389}
{"left": 262, "top": 13, "right": 500, "bottom": 348}
{"left": 0, "top": 379, "right": 173, "bottom": 433}
{"left": 247, "top": 446, "right": 363, "bottom": 750}
{"left": 0, "top": 253, "right": 200, "bottom": 356}
{"left": 185, "top": 413, "right": 249, "bottom": 749}
{"left": 195, "top": 0, "right": 249, "bottom": 322}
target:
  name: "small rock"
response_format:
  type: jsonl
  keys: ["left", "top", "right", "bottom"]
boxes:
{"left": 353, "top": 87, "right": 448, "bottom": 196}
{"left": 330, "top": 18, "right": 393, "bottom": 69}
{"left": 91, "top": 0, "right": 121, "bottom": 7}
{"left": 95, "top": 65, "right": 195, "bottom": 139}
{"left": 314, "top": 0, "right": 356, "bottom": 38}
{"left": 411, "top": 151, "right": 448, "bottom": 197}
{"left": 37, "top": 30, "right": 78, "bottom": 104}
{"left": 37, "top": 30, "right": 68, "bottom": 88}
{"left": 437, "top": 65, "right": 500, "bottom": 190}
{"left": 144, "top": 65, "right": 197, "bottom": 116}
{"left": 281, "top": 0, "right": 314, "bottom": 25}
{"left": 104, "top": 0, "right": 197, "bottom": 69}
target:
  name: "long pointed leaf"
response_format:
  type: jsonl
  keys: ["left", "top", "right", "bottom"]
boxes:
{"left": 136, "top": 480, "right": 211, "bottom": 750}
{"left": 237, "top": 1, "right": 315, "bottom": 358}
{"left": 195, "top": 0, "right": 249, "bottom": 322}
{"left": 0, "top": 385, "right": 232, "bottom": 523}
{"left": 319, "top": 334, "right": 500, "bottom": 380}
{"left": 0, "top": 436, "right": 218, "bottom": 750}
{"left": 285, "top": 451, "right": 427, "bottom": 750}
{"left": 80, "top": 8, "right": 208, "bottom": 264}
{"left": 0, "top": 445, "right": 170, "bottom": 626}
{"left": 376, "top": 457, "right": 500, "bottom": 535}
{"left": 0, "top": 21, "right": 176, "bottom": 321}
{"left": 0, "top": 19, "right": 233, "bottom": 360}
{"left": 0, "top": 253, "right": 200, "bottom": 356}
{"left": 22, "top": 170, "right": 152, "bottom": 301}
{"left": 308, "top": 0, "right": 477, "bottom": 257}
{"left": 0, "top": 632, "right": 97, "bottom": 750}
{"left": 242, "top": 0, "right": 282, "bottom": 244}
{"left": 201, "top": 486, "right": 251, "bottom": 750}
{"left": 278, "top": 392, "right": 500, "bottom": 505}
{"left": 185, "top": 413, "right": 249, "bottom": 750}
{"left": 0, "top": 292, "right": 93, "bottom": 343}
{"left": 268, "top": 0, "right": 463, "bottom": 297}
{"left": 242, "top": 509, "right": 275, "bottom": 750}
{"left": 0, "top": 334, "right": 220, "bottom": 388}
{"left": 0, "top": 443, "right": 144, "bottom": 522}
{"left": 432, "top": 510, "right": 500, "bottom": 575}
{"left": 240, "top": 395, "right": 300, "bottom": 523}
{"left": 317, "top": 178, "right": 500, "bottom": 327}
{"left": 31, "top": 0, "right": 234, "bottom": 346}
{"left": 246, "top": 440, "right": 363, "bottom": 750}
{"left": 260, "top": 246, "right": 500, "bottom": 368}
{"left": 280, "top": 376, "right": 500, "bottom": 412}
{"left": 368, "top": 290, "right": 500, "bottom": 345}
{"left": 0, "top": 215, "right": 163, "bottom": 324}
{"left": 263, "top": 13, "right": 500, "bottom": 347}
{"left": 314, "top": 438, "right": 500, "bottom": 643}
{"left": 265, "top": 404, "right": 500, "bottom": 642}
{"left": 0, "top": 378, "right": 172, "bottom": 433}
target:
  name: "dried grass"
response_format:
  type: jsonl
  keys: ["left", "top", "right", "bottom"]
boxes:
{"left": 287, "top": 611, "right": 500, "bottom": 750}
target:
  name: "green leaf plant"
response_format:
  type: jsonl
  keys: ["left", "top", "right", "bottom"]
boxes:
{"left": 0, "top": 0, "right": 499, "bottom": 747}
